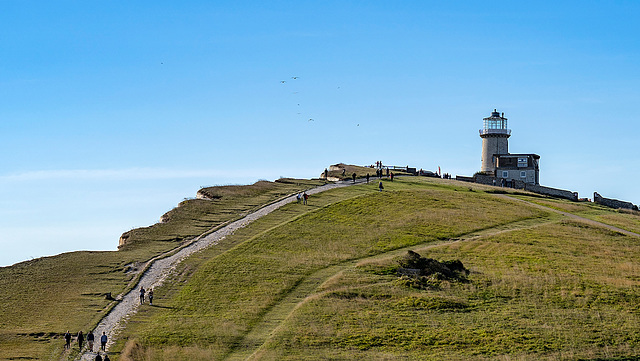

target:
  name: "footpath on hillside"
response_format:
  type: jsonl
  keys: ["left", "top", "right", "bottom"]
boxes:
{"left": 76, "top": 179, "right": 640, "bottom": 361}
{"left": 76, "top": 178, "right": 370, "bottom": 361}
{"left": 494, "top": 193, "right": 640, "bottom": 238}
{"left": 221, "top": 193, "right": 640, "bottom": 360}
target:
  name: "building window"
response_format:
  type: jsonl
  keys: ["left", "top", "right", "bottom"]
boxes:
{"left": 518, "top": 157, "right": 528, "bottom": 168}
{"left": 502, "top": 171, "right": 509, "bottom": 178}
{"left": 520, "top": 171, "right": 526, "bottom": 178}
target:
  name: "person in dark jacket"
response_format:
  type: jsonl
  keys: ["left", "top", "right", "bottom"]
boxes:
{"left": 64, "top": 331, "right": 71, "bottom": 349}
{"left": 77, "top": 331, "right": 84, "bottom": 350}
{"left": 139, "top": 286, "right": 146, "bottom": 304}
{"left": 87, "top": 330, "right": 95, "bottom": 352}
{"left": 100, "top": 332, "right": 108, "bottom": 351}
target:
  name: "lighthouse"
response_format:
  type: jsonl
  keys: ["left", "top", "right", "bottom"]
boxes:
{"left": 478, "top": 109, "right": 540, "bottom": 186}
{"left": 479, "top": 109, "right": 510, "bottom": 173}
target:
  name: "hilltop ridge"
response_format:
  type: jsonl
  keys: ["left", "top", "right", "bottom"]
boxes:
{"left": 2, "top": 166, "right": 640, "bottom": 360}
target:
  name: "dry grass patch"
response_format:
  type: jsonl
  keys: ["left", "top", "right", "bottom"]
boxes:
{"left": 0, "top": 179, "right": 322, "bottom": 361}
{"left": 115, "top": 179, "right": 549, "bottom": 359}
{"left": 260, "top": 219, "right": 640, "bottom": 360}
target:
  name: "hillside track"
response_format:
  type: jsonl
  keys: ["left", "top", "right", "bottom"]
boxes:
{"left": 76, "top": 179, "right": 365, "bottom": 361}
{"left": 496, "top": 194, "right": 640, "bottom": 238}
{"left": 76, "top": 180, "right": 640, "bottom": 361}
{"left": 223, "top": 210, "right": 564, "bottom": 360}
{"left": 223, "top": 194, "right": 640, "bottom": 360}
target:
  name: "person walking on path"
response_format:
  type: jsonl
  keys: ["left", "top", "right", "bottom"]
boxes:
{"left": 352, "top": 172, "right": 356, "bottom": 183}
{"left": 390, "top": 172, "right": 394, "bottom": 181}
{"left": 100, "top": 332, "right": 107, "bottom": 351}
{"left": 77, "top": 330, "right": 84, "bottom": 351}
{"left": 87, "top": 330, "right": 95, "bottom": 352}
{"left": 148, "top": 288, "right": 154, "bottom": 305}
{"left": 139, "top": 286, "right": 145, "bottom": 304}
{"left": 366, "top": 173, "right": 370, "bottom": 183}
{"left": 303, "top": 192, "right": 308, "bottom": 205}
{"left": 378, "top": 181, "right": 384, "bottom": 192}
{"left": 64, "top": 330, "right": 71, "bottom": 350}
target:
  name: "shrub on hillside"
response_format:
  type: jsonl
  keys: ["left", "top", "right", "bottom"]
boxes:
{"left": 396, "top": 250, "right": 469, "bottom": 290}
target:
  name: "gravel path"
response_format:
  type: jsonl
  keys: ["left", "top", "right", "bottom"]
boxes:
{"left": 496, "top": 193, "right": 640, "bottom": 238}
{"left": 77, "top": 178, "right": 640, "bottom": 360}
{"left": 77, "top": 180, "right": 363, "bottom": 360}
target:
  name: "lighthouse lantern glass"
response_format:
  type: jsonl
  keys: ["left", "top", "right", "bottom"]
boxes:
{"left": 484, "top": 117, "right": 507, "bottom": 130}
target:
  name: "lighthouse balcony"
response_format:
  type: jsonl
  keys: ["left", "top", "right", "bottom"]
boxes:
{"left": 479, "top": 129, "right": 511, "bottom": 136}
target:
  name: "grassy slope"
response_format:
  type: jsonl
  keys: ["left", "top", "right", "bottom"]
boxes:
{"left": 119, "top": 179, "right": 325, "bottom": 249}
{"left": 512, "top": 195, "right": 640, "bottom": 235}
{"left": 4, "top": 175, "right": 640, "bottom": 360}
{"left": 0, "top": 179, "right": 322, "bottom": 361}
{"left": 270, "top": 221, "right": 640, "bottom": 360}
{"left": 113, "top": 178, "right": 563, "bottom": 360}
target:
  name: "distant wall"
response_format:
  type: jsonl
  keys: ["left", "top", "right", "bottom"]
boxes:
{"left": 455, "top": 175, "right": 474, "bottom": 183}
{"left": 474, "top": 174, "right": 495, "bottom": 186}
{"left": 525, "top": 184, "right": 578, "bottom": 201}
{"left": 459, "top": 173, "right": 579, "bottom": 201}
{"left": 594, "top": 192, "right": 638, "bottom": 210}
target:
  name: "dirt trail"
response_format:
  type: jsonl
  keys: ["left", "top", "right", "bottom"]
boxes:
{"left": 495, "top": 194, "right": 640, "bottom": 238}
{"left": 223, "top": 194, "right": 640, "bottom": 360}
{"left": 222, "top": 214, "right": 561, "bottom": 360}
{"left": 77, "top": 179, "right": 363, "bottom": 360}
{"left": 78, "top": 181, "right": 639, "bottom": 360}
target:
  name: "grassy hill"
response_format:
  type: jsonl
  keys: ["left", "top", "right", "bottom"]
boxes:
{"left": 0, "top": 178, "right": 323, "bottom": 361}
{"left": 2, "top": 174, "right": 640, "bottom": 360}
{"left": 110, "top": 177, "right": 640, "bottom": 360}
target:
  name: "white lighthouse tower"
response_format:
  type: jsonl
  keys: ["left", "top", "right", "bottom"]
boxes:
{"left": 480, "top": 109, "right": 510, "bottom": 173}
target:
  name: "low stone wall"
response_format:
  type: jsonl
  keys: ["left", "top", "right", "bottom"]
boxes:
{"left": 474, "top": 174, "right": 495, "bottom": 186}
{"left": 594, "top": 192, "right": 638, "bottom": 210}
{"left": 458, "top": 174, "right": 579, "bottom": 201}
{"left": 455, "top": 175, "right": 475, "bottom": 183}
{"left": 524, "top": 184, "right": 578, "bottom": 201}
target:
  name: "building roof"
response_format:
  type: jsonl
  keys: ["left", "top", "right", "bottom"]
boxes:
{"left": 498, "top": 153, "right": 540, "bottom": 159}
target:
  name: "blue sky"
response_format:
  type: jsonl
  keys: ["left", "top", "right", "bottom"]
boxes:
{"left": 1, "top": 1, "right": 639, "bottom": 266}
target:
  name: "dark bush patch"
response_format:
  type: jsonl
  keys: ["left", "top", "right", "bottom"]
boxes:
{"left": 397, "top": 250, "right": 469, "bottom": 283}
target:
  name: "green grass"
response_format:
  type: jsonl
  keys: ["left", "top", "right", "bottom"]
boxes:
{"left": 512, "top": 195, "right": 640, "bottom": 235}
{"left": 266, "top": 219, "right": 640, "bottom": 360}
{"left": 119, "top": 179, "right": 325, "bottom": 249}
{"left": 5, "top": 174, "right": 640, "bottom": 360}
{"left": 0, "top": 179, "right": 321, "bottom": 361}
{"left": 113, "top": 177, "right": 551, "bottom": 360}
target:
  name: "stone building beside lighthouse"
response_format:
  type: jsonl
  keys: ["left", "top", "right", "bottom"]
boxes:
{"left": 479, "top": 109, "right": 540, "bottom": 185}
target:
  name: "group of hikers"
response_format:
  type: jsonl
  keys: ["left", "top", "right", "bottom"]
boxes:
{"left": 296, "top": 192, "right": 309, "bottom": 205}
{"left": 63, "top": 286, "right": 154, "bottom": 358}
{"left": 64, "top": 329, "right": 109, "bottom": 359}
{"left": 139, "top": 286, "right": 154, "bottom": 305}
